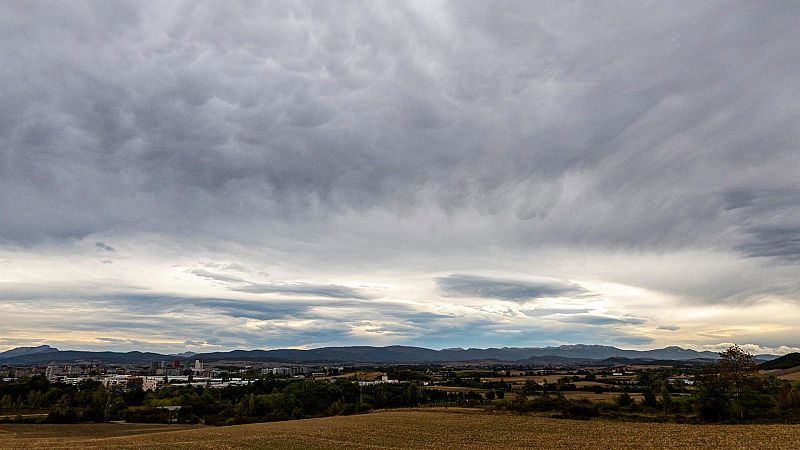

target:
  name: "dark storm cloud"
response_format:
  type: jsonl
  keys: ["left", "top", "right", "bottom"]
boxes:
{"left": 437, "top": 274, "right": 587, "bottom": 301}
{"left": 738, "top": 226, "right": 800, "bottom": 262}
{"left": 1, "top": 0, "right": 798, "bottom": 258}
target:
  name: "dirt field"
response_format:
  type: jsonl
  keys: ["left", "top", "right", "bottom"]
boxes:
{"left": 764, "top": 367, "right": 800, "bottom": 381}
{"left": 2, "top": 409, "right": 800, "bottom": 450}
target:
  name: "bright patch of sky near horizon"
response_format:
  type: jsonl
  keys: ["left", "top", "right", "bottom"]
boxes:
{"left": 1, "top": 1, "right": 799, "bottom": 354}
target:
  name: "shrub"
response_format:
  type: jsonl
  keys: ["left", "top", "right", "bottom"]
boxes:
{"left": 560, "top": 400, "right": 600, "bottom": 420}
{"left": 616, "top": 392, "right": 633, "bottom": 407}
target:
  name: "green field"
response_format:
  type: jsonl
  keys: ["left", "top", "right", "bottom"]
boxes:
{"left": 2, "top": 409, "right": 800, "bottom": 449}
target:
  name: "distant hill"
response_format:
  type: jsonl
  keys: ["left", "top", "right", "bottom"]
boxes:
{"left": 0, "top": 344, "right": 740, "bottom": 366}
{"left": 0, "top": 345, "right": 59, "bottom": 359}
{"left": 0, "top": 350, "right": 174, "bottom": 365}
{"left": 760, "top": 352, "right": 800, "bottom": 370}
{"left": 595, "top": 356, "right": 714, "bottom": 366}
{"left": 190, "top": 345, "right": 724, "bottom": 364}
{"left": 503, "top": 344, "right": 720, "bottom": 361}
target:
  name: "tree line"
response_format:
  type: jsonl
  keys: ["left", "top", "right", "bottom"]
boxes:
{"left": 1, "top": 376, "right": 475, "bottom": 425}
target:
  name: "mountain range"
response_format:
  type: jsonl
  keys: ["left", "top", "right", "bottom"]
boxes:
{"left": 0, "top": 344, "right": 777, "bottom": 366}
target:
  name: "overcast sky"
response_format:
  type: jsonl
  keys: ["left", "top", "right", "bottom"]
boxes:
{"left": 1, "top": 1, "right": 799, "bottom": 354}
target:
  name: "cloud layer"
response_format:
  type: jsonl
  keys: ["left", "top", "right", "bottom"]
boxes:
{"left": 436, "top": 274, "right": 587, "bottom": 301}
{"left": 1, "top": 1, "right": 799, "bottom": 352}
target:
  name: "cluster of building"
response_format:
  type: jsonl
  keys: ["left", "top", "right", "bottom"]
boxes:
{"left": 101, "top": 375, "right": 252, "bottom": 391}
{"left": 37, "top": 359, "right": 210, "bottom": 382}
{"left": 357, "top": 375, "right": 401, "bottom": 386}
{"left": 260, "top": 366, "right": 330, "bottom": 378}
{"left": 2, "top": 359, "right": 350, "bottom": 392}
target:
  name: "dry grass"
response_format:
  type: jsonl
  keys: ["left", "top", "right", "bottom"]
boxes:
{"left": 562, "top": 391, "right": 644, "bottom": 401}
{"left": 572, "top": 381, "right": 607, "bottom": 388}
{"left": 2, "top": 409, "right": 800, "bottom": 450}
{"left": 424, "top": 386, "right": 490, "bottom": 393}
{"left": 481, "top": 375, "right": 561, "bottom": 383}
{"left": 0, "top": 423, "right": 197, "bottom": 439}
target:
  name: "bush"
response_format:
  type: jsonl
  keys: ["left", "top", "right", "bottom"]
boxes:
{"left": 123, "top": 407, "right": 168, "bottom": 423}
{"left": 616, "top": 392, "right": 633, "bottom": 407}
{"left": 560, "top": 400, "right": 600, "bottom": 420}
{"left": 46, "top": 409, "right": 80, "bottom": 423}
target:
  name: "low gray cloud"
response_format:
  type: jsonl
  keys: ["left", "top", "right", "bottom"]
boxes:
{"left": 0, "top": 287, "right": 661, "bottom": 352}
{"left": 526, "top": 308, "right": 592, "bottom": 317}
{"left": 187, "top": 268, "right": 377, "bottom": 300}
{"left": 95, "top": 242, "right": 115, "bottom": 252}
{"left": 437, "top": 274, "right": 587, "bottom": 302}
{"left": 189, "top": 269, "right": 248, "bottom": 284}
{"left": 564, "top": 315, "right": 649, "bottom": 326}
{"left": 233, "top": 282, "right": 378, "bottom": 300}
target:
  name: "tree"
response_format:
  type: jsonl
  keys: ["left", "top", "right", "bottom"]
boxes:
{"left": 778, "top": 383, "right": 800, "bottom": 410}
{"left": 718, "top": 345, "right": 760, "bottom": 421}
{"left": 696, "top": 345, "right": 761, "bottom": 422}
{"left": 637, "top": 371, "right": 659, "bottom": 408}
{"left": 521, "top": 380, "right": 540, "bottom": 397}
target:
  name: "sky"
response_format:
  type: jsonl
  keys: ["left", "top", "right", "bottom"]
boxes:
{"left": 1, "top": 1, "right": 799, "bottom": 355}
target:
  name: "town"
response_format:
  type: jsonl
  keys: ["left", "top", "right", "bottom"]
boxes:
{"left": 24, "top": 359, "right": 343, "bottom": 391}
{"left": 1, "top": 351, "right": 711, "bottom": 423}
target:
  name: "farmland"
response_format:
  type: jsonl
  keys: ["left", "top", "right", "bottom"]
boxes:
{"left": 764, "top": 367, "right": 800, "bottom": 382}
{"left": 0, "top": 423, "right": 197, "bottom": 439}
{"left": 2, "top": 409, "right": 800, "bottom": 450}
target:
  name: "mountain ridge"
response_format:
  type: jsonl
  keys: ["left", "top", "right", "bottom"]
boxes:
{"left": 759, "top": 352, "right": 800, "bottom": 370}
{"left": 0, "top": 345, "right": 59, "bottom": 359}
{"left": 0, "top": 344, "right": 762, "bottom": 365}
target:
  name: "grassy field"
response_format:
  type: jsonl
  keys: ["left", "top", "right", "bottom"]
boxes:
{"left": 2, "top": 409, "right": 800, "bottom": 449}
